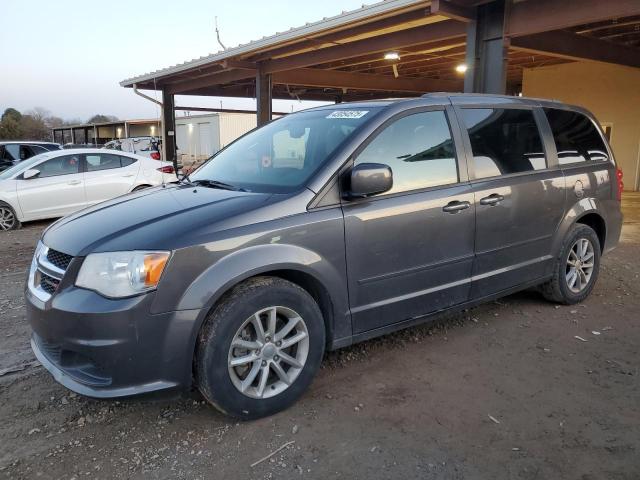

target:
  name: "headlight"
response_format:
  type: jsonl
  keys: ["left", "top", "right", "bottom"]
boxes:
{"left": 76, "top": 251, "right": 170, "bottom": 298}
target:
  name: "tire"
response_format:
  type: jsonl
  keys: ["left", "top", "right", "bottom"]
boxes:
{"left": 196, "top": 276, "right": 325, "bottom": 419}
{"left": 541, "top": 224, "right": 601, "bottom": 304}
{"left": 0, "top": 202, "right": 20, "bottom": 231}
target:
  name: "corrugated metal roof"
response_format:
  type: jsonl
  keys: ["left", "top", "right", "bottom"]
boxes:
{"left": 120, "top": 0, "right": 424, "bottom": 87}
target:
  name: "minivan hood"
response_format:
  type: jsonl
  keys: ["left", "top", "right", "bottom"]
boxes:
{"left": 42, "top": 184, "right": 273, "bottom": 256}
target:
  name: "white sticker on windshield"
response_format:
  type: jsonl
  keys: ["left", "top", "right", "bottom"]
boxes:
{"left": 326, "top": 110, "right": 369, "bottom": 119}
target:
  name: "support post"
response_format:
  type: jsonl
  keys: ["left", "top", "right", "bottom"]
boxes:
{"left": 256, "top": 69, "right": 272, "bottom": 126}
{"left": 161, "top": 88, "right": 177, "bottom": 172}
{"left": 464, "top": 0, "right": 508, "bottom": 94}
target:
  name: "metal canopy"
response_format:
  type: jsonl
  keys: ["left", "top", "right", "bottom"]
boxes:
{"left": 121, "top": 0, "right": 640, "bottom": 101}
{"left": 120, "top": 0, "right": 640, "bottom": 166}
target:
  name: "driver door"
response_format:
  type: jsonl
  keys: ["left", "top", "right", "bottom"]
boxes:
{"left": 16, "top": 154, "right": 87, "bottom": 220}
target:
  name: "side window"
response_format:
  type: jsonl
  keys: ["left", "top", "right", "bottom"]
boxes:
{"left": 20, "top": 145, "right": 35, "bottom": 160}
{"left": 355, "top": 111, "right": 458, "bottom": 194}
{"left": 29, "top": 145, "right": 48, "bottom": 155}
{"left": 85, "top": 153, "right": 122, "bottom": 172}
{"left": 4, "top": 144, "right": 20, "bottom": 161}
{"left": 37, "top": 155, "right": 81, "bottom": 178}
{"left": 119, "top": 156, "right": 137, "bottom": 167}
{"left": 461, "top": 108, "right": 546, "bottom": 179}
{"left": 544, "top": 108, "right": 609, "bottom": 165}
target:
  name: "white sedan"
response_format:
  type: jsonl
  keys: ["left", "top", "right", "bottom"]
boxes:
{"left": 0, "top": 149, "right": 177, "bottom": 230}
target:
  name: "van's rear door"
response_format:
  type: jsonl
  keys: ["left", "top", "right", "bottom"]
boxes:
{"left": 455, "top": 104, "right": 565, "bottom": 299}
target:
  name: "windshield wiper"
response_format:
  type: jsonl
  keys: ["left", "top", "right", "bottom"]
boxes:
{"left": 191, "top": 179, "right": 247, "bottom": 192}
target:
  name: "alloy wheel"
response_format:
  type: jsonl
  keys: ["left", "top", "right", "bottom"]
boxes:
{"left": 228, "top": 306, "right": 309, "bottom": 399}
{"left": 566, "top": 238, "right": 595, "bottom": 293}
{"left": 0, "top": 207, "right": 16, "bottom": 231}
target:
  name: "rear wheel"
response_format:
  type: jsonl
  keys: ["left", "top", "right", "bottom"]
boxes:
{"left": 196, "top": 277, "right": 325, "bottom": 419}
{"left": 541, "top": 224, "right": 601, "bottom": 304}
{"left": 0, "top": 203, "right": 20, "bottom": 231}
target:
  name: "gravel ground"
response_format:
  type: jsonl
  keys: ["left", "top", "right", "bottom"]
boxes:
{"left": 0, "top": 197, "right": 639, "bottom": 479}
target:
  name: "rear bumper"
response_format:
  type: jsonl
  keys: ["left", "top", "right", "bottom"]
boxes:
{"left": 26, "top": 285, "right": 201, "bottom": 398}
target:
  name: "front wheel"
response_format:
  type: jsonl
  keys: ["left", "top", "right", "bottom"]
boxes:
{"left": 0, "top": 203, "right": 20, "bottom": 231}
{"left": 541, "top": 224, "right": 601, "bottom": 304}
{"left": 196, "top": 277, "right": 325, "bottom": 419}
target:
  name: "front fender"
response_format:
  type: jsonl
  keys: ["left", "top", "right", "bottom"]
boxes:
{"left": 167, "top": 242, "right": 350, "bottom": 386}
{"left": 176, "top": 243, "right": 331, "bottom": 310}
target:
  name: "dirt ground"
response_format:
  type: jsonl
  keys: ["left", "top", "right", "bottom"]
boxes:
{"left": 1, "top": 197, "right": 639, "bottom": 480}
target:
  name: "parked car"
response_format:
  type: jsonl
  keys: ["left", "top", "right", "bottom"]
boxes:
{"left": 0, "top": 149, "right": 176, "bottom": 230}
{"left": 0, "top": 141, "right": 61, "bottom": 171}
{"left": 103, "top": 136, "right": 161, "bottom": 160}
{"left": 26, "top": 94, "right": 622, "bottom": 419}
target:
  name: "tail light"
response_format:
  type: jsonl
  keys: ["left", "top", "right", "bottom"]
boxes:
{"left": 616, "top": 168, "right": 624, "bottom": 201}
{"left": 150, "top": 152, "right": 161, "bottom": 160}
{"left": 157, "top": 165, "right": 175, "bottom": 174}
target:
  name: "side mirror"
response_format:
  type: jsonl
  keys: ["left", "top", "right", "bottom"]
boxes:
{"left": 23, "top": 169, "right": 40, "bottom": 180}
{"left": 347, "top": 163, "right": 393, "bottom": 198}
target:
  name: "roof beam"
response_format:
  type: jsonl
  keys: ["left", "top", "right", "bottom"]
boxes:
{"left": 262, "top": 20, "right": 467, "bottom": 73}
{"left": 511, "top": 30, "right": 640, "bottom": 69}
{"left": 430, "top": 0, "right": 475, "bottom": 23}
{"left": 249, "top": 7, "right": 432, "bottom": 61}
{"left": 318, "top": 38, "right": 467, "bottom": 70}
{"left": 272, "top": 67, "right": 461, "bottom": 92}
{"left": 165, "top": 68, "right": 256, "bottom": 94}
{"left": 506, "top": 0, "right": 640, "bottom": 38}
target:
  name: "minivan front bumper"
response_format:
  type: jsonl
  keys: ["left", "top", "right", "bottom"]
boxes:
{"left": 26, "top": 284, "right": 201, "bottom": 398}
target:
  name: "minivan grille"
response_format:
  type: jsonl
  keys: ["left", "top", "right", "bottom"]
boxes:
{"left": 46, "top": 249, "right": 73, "bottom": 271}
{"left": 39, "top": 272, "right": 60, "bottom": 295}
{"left": 29, "top": 243, "right": 74, "bottom": 301}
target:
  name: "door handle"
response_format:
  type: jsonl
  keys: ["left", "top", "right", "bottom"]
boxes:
{"left": 442, "top": 200, "right": 471, "bottom": 213}
{"left": 479, "top": 193, "right": 504, "bottom": 206}
{"left": 122, "top": 173, "right": 135, "bottom": 177}
{"left": 67, "top": 180, "right": 82, "bottom": 185}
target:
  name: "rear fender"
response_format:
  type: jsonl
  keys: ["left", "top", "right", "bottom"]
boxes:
{"left": 551, "top": 197, "right": 606, "bottom": 257}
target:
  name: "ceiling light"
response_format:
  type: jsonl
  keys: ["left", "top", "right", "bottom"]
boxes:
{"left": 455, "top": 63, "right": 468, "bottom": 74}
{"left": 384, "top": 52, "right": 400, "bottom": 61}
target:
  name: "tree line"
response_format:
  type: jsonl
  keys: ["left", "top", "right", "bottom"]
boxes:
{"left": 0, "top": 108, "right": 118, "bottom": 142}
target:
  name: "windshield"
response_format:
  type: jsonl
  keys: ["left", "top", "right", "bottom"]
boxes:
{"left": 190, "top": 107, "right": 380, "bottom": 193}
{"left": 0, "top": 153, "right": 50, "bottom": 180}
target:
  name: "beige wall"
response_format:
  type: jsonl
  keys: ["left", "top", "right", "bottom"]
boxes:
{"left": 522, "top": 61, "right": 640, "bottom": 191}
{"left": 128, "top": 122, "right": 160, "bottom": 137}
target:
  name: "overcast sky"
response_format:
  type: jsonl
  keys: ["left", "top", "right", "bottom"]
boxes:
{"left": 1, "top": 0, "right": 368, "bottom": 122}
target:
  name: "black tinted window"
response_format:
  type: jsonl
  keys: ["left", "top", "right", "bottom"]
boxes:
{"left": 461, "top": 108, "right": 546, "bottom": 179}
{"left": 42, "top": 144, "right": 61, "bottom": 152}
{"left": 120, "top": 156, "right": 137, "bottom": 167}
{"left": 544, "top": 108, "right": 609, "bottom": 165}
{"left": 29, "top": 145, "right": 48, "bottom": 155}
{"left": 38, "top": 155, "right": 81, "bottom": 178}
{"left": 85, "top": 153, "right": 122, "bottom": 171}
{"left": 20, "top": 145, "right": 37, "bottom": 160}
{"left": 355, "top": 111, "right": 458, "bottom": 194}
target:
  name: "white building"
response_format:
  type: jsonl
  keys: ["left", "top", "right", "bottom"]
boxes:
{"left": 175, "top": 112, "right": 258, "bottom": 168}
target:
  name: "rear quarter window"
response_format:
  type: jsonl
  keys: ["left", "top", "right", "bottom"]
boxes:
{"left": 544, "top": 108, "right": 609, "bottom": 165}
{"left": 119, "top": 156, "right": 137, "bottom": 167}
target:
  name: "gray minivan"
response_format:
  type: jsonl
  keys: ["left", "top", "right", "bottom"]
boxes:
{"left": 26, "top": 94, "right": 623, "bottom": 418}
